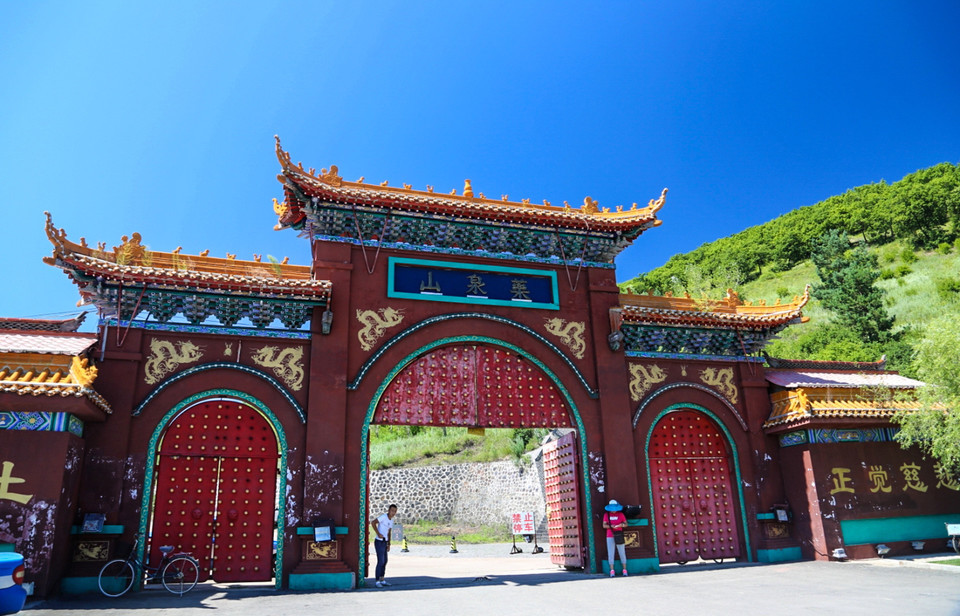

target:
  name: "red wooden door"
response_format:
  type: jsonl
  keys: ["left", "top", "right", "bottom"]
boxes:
{"left": 152, "top": 400, "right": 278, "bottom": 582}
{"left": 543, "top": 432, "right": 584, "bottom": 568}
{"left": 649, "top": 410, "right": 741, "bottom": 564}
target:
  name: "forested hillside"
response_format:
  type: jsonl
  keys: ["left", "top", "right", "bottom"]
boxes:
{"left": 623, "top": 163, "right": 960, "bottom": 295}
{"left": 621, "top": 162, "right": 960, "bottom": 377}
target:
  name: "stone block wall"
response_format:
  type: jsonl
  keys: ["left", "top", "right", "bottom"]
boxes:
{"left": 369, "top": 458, "right": 548, "bottom": 540}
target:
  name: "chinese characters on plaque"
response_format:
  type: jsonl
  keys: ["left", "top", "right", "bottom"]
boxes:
{"left": 390, "top": 258, "right": 559, "bottom": 310}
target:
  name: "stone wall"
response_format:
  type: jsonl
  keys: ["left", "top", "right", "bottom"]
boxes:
{"left": 369, "top": 458, "right": 548, "bottom": 539}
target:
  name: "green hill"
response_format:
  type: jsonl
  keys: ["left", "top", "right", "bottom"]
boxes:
{"left": 622, "top": 162, "right": 960, "bottom": 377}
{"left": 622, "top": 162, "right": 960, "bottom": 296}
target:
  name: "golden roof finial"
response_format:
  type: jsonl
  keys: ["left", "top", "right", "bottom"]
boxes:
{"left": 648, "top": 188, "right": 668, "bottom": 213}
{"left": 70, "top": 356, "right": 98, "bottom": 387}
{"left": 464, "top": 179, "right": 474, "bottom": 198}
{"left": 582, "top": 197, "right": 599, "bottom": 214}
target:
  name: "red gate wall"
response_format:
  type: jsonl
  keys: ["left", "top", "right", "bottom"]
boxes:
{"left": 152, "top": 399, "right": 279, "bottom": 582}
{"left": 649, "top": 410, "right": 741, "bottom": 564}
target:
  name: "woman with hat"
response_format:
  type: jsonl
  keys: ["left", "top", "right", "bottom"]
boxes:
{"left": 603, "top": 499, "right": 628, "bottom": 577}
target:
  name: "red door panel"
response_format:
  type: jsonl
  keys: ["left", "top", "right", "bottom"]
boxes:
{"left": 649, "top": 410, "right": 741, "bottom": 564}
{"left": 213, "top": 456, "right": 277, "bottom": 582}
{"left": 690, "top": 458, "right": 741, "bottom": 560}
{"left": 151, "top": 454, "right": 218, "bottom": 578}
{"left": 544, "top": 432, "right": 583, "bottom": 568}
{"left": 373, "top": 345, "right": 572, "bottom": 428}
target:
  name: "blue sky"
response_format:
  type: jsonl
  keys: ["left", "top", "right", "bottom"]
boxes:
{"left": 2, "top": 1, "right": 958, "bottom": 325}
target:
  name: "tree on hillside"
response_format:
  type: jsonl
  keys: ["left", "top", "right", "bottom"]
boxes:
{"left": 890, "top": 163, "right": 960, "bottom": 248}
{"left": 810, "top": 229, "right": 894, "bottom": 343}
{"left": 894, "top": 314, "right": 960, "bottom": 478}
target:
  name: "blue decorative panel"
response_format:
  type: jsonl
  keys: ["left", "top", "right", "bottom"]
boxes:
{"left": 780, "top": 429, "right": 899, "bottom": 447}
{"left": 779, "top": 431, "right": 809, "bottom": 447}
{"left": 799, "top": 428, "right": 895, "bottom": 445}
{"left": 0, "top": 411, "right": 83, "bottom": 434}
{"left": 388, "top": 257, "right": 559, "bottom": 310}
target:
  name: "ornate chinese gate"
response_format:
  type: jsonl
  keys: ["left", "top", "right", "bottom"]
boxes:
{"left": 543, "top": 431, "right": 584, "bottom": 568}
{"left": 151, "top": 399, "right": 279, "bottom": 582}
{"left": 649, "top": 410, "right": 740, "bottom": 564}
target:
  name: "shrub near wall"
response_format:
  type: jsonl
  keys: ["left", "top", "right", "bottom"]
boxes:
{"left": 368, "top": 458, "right": 548, "bottom": 540}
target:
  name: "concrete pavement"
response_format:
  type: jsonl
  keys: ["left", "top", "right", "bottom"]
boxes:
{"left": 21, "top": 545, "right": 960, "bottom": 616}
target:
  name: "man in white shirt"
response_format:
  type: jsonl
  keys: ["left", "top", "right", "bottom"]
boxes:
{"left": 371, "top": 504, "right": 398, "bottom": 587}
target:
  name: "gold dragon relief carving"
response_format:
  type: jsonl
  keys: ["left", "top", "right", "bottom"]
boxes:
{"left": 251, "top": 345, "right": 305, "bottom": 391}
{"left": 629, "top": 363, "right": 667, "bottom": 402}
{"left": 543, "top": 317, "right": 586, "bottom": 359}
{"left": 356, "top": 307, "right": 404, "bottom": 351}
{"left": 700, "top": 367, "right": 739, "bottom": 404}
{"left": 144, "top": 339, "right": 204, "bottom": 385}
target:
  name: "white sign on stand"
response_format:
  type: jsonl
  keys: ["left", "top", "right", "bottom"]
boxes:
{"left": 511, "top": 512, "right": 535, "bottom": 535}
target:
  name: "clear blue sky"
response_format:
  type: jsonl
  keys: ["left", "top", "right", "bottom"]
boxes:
{"left": 2, "top": 1, "right": 958, "bottom": 325}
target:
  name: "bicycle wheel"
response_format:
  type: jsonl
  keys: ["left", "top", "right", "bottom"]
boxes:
{"left": 98, "top": 559, "right": 136, "bottom": 597}
{"left": 161, "top": 556, "right": 199, "bottom": 595}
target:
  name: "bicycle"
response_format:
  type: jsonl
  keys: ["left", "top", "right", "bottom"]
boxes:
{"left": 98, "top": 536, "right": 200, "bottom": 597}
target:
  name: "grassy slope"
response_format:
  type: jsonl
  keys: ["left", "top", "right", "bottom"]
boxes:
{"left": 369, "top": 427, "right": 520, "bottom": 470}
{"left": 739, "top": 240, "right": 960, "bottom": 350}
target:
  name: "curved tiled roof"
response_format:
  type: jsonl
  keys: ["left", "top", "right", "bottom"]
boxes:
{"left": 618, "top": 285, "right": 810, "bottom": 330}
{"left": 42, "top": 212, "right": 331, "bottom": 301}
{"left": 765, "top": 369, "right": 924, "bottom": 390}
{"left": 0, "top": 314, "right": 86, "bottom": 332}
{"left": 764, "top": 387, "right": 922, "bottom": 429}
{"left": 0, "top": 356, "right": 112, "bottom": 414}
{"left": 273, "top": 136, "right": 666, "bottom": 235}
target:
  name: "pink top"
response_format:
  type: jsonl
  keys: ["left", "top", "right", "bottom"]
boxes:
{"left": 603, "top": 511, "right": 627, "bottom": 538}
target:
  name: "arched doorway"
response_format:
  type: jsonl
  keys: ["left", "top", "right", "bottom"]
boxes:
{"left": 648, "top": 408, "right": 742, "bottom": 564}
{"left": 149, "top": 397, "right": 280, "bottom": 582}
{"left": 359, "top": 338, "right": 595, "bottom": 579}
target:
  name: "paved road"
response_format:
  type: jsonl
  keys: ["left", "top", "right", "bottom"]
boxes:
{"left": 21, "top": 546, "right": 960, "bottom": 616}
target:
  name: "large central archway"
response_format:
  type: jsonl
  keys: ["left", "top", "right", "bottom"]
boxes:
{"left": 358, "top": 336, "right": 596, "bottom": 581}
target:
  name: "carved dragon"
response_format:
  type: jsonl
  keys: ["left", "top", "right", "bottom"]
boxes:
{"left": 629, "top": 363, "right": 667, "bottom": 402}
{"left": 251, "top": 345, "right": 305, "bottom": 391}
{"left": 543, "top": 317, "right": 586, "bottom": 359}
{"left": 356, "top": 307, "right": 404, "bottom": 351}
{"left": 144, "top": 339, "right": 204, "bottom": 385}
{"left": 700, "top": 367, "right": 738, "bottom": 404}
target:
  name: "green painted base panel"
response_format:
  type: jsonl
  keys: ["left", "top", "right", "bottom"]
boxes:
{"left": 624, "top": 558, "right": 659, "bottom": 574}
{"left": 60, "top": 577, "right": 101, "bottom": 595}
{"left": 288, "top": 572, "right": 355, "bottom": 590}
{"left": 757, "top": 547, "right": 803, "bottom": 563}
{"left": 0, "top": 544, "right": 15, "bottom": 553}
{"left": 841, "top": 513, "right": 960, "bottom": 545}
